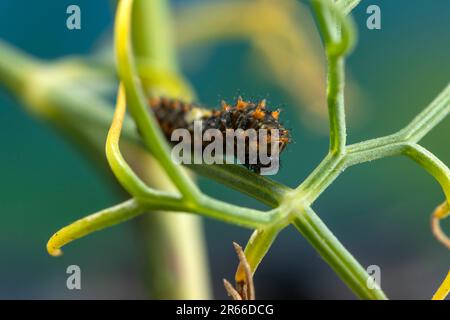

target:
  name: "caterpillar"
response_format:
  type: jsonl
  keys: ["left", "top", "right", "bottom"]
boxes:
{"left": 148, "top": 97, "right": 290, "bottom": 174}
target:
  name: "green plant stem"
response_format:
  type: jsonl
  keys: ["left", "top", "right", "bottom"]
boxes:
{"left": 1, "top": 0, "right": 447, "bottom": 299}
{"left": 106, "top": 83, "right": 175, "bottom": 199}
{"left": 312, "top": 0, "right": 355, "bottom": 57}
{"left": 404, "top": 144, "right": 450, "bottom": 200}
{"left": 187, "top": 164, "right": 289, "bottom": 207}
{"left": 293, "top": 207, "right": 387, "bottom": 300}
{"left": 236, "top": 226, "right": 282, "bottom": 282}
{"left": 46, "top": 189, "right": 278, "bottom": 256}
{"left": 115, "top": 0, "right": 200, "bottom": 202}
{"left": 193, "top": 195, "right": 276, "bottom": 228}
{"left": 0, "top": 39, "right": 39, "bottom": 94}
{"left": 327, "top": 57, "right": 347, "bottom": 154}
{"left": 47, "top": 199, "right": 143, "bottom": 256}
{"left": 126, "top": 152, "right": 212, "bottom": 299}
{"left": 336, "top": 0, "right": 362, "bottom": 14}
{"left": 292, "top": 153, "right": 346, "bottom": 204}
{"left": 310, "top": 0, "right": 355, "bottom": 155}
{"left": 132, "top": 0, "right": 178, "bottom": 73}
{"left": 399, "top": 83, "right": 450, "bottom": 142}
{"left": 142, "top": 212, "right": 211, "bottom": 299}
{"left": 347, "top": 140, "right": 450, "bottom": 199}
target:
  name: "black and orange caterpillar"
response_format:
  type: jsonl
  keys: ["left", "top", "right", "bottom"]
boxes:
{"left": 148, "top": 97, "right": 290, "bottom": 173}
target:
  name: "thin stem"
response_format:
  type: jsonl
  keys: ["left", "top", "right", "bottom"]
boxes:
{"left": 114, "top": 0, "right": 200, "bottom": 202}
{"left": 313, "top": 0, "right": 351, "bottom": 155}
{"left": 290, "top": 153, "right": 346, "bottom": 205}
{"left": 138, "top": 192, "right": 276, "bottom": 230}
{"left": 141, "top": 212, "right": 212, "bottom": 299}
{"left": 312, "top": 0, "right": 356, "bottom": 57}
{"left": 133, "top": 0, "right": 193, "bottom": 101}
{"left": 127, "top": 149, "right": 212, "bottom": 299}
{"left": 403, "top": 144, "right": 450, "bottom": 249}
{"left": 293, "top": 207, "right": 387, "bottom": 300}
{"left": 346, "top": 141, "right": 408, "bottom": 166}
{"left": 311, "top": 0, "right": 357, "bottom": 155}
{"left": 432, "top": 270, "right": 450, "bottom": 300}
{"left": 194, "top": 196, "right": 275, "bottom": 229}
{"left": 398, "top": 83, "right": 450, "bottom": 143}
{"left": 348, "top": 141, "right": 450, "bottom": 249}
{"left": 188, "top": 164, "right": 289, "bottom": 207}
{"left": 47, "top": 199, "right": 144, "bottom": 256}
{"left": 129, "top": 194, "right": 274, "bottom": 230}
{"left": 0, "top": 39, "right": 40, "bottom": 94}
{"left": 403, "top": 144, "right": 450, "bottom": 200}
{"left": 107, "top": 83, "right": 176, "bottom": 199}
{"left": 347, "top": 83, "right": 450, "bottom": 153}
{"left": 336, "top": 0, "right": 362, "bottom": 14}
{"left": 347, "top": 133, "right": 403, "bottom": 154}
{"left": 235, "top": 226, "right": 282, "bottom": 283}
{"left": 46, "top": 180, "right": 275, "bottom": 255}
{"left": 348, "top": 142, "right": 450, "bottom": 201}
{"left": 327, "top": 56, "right": 347, "bottom": 154}
{"left": 132, "top": 0, "right": 178, "bottom": 74}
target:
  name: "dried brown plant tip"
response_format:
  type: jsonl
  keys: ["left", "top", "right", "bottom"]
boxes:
{"left": 223, "top": 279, "right": 242, "bottom": 301}
{"left": 223, "top": 242, "right": 255, "bottom": 300}
{"left": 431, "top": 202, "right": 450, "bottom": 249}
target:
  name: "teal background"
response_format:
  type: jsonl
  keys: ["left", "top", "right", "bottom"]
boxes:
{"left": 0, "top": 0, "right": 449, "bottom": 299}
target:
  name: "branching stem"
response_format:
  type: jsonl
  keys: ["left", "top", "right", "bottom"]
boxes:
{"left": 0, "top": 0, "right": 448, "bottom": 300}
